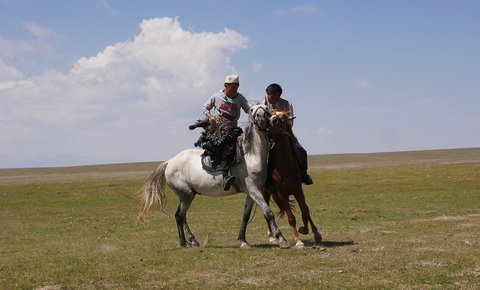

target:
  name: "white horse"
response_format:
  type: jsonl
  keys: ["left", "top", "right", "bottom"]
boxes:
{"left": 138, "top": 104, "right": 290, "bottom": 249}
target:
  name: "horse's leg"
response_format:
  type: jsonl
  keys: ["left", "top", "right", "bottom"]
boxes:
{"left": 261, "top": 190, "right": 277, "bottom": 244}
{"left": 264, "top": 216, "right": 278, "bottom": 244}
{"left": 247, "top": 188, "right": 290, "bottom": 249}
{"left": 310, "top": 219, "right": 323, "bottom": 245}
{"left": 174, "top": 205, "right": 188, "bottom": 248}
{"left": 284, "top": 207, "right": 304, "bottom": 248}
{"left": 183, "top": 216, "right": 200, "bottom": 247}
{"left": 296, "top": 193, "right": 323, "bottom": 245}
{"left": 238, "top": 195, "right": 255, "bottom": 248}
{"left": 174, "top": 192, "right": 200, "bottom": 248}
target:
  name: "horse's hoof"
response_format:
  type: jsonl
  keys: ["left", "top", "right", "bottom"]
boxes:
{"left": 314, "top": 232, "right": 323, "bottom": 244}
{"left": 298, "top": 226, "right": 309, "bottom": 235}
{"left": 191, "top": 240, "right": 200, "bottom": 247}
{"left": 240, "top": 242, "right": 251, "bottom": 249}
{"left": 295, "top": 241, "right": 305, "bottom": 249}
{"left": 269, "top": 237, "right": 279, "bottom": 245}
{"left": 278, "top": 237, "right": 291, "bottom": 249}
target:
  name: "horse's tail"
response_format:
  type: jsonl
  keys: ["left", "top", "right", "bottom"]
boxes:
{"left": 138, "top": 161, "right": 168, "bottom": 222}
{"left": 271, "top": 190, "right": 296, "bottom": 218}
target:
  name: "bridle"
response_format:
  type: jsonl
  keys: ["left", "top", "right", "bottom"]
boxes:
{"left": 270, "top": 111, "right": 295, "bottom": 135}
{"left": 252, "top": 105, "right": 270, "bottom": 131}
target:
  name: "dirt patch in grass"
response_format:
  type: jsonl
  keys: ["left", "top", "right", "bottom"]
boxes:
{"left": 34, "top": 286, "right": 63, "bottom": 290}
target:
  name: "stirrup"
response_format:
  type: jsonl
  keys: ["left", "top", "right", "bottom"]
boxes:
{"left": 223, "top": 175, "right": 236, "bottom": 191}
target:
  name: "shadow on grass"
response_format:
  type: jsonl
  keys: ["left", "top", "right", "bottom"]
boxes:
{"left": 317, "top": 240, "right": 355, "bottom": 247}
{"left": 192, "top": 240, "right": 355, "bottom": 249}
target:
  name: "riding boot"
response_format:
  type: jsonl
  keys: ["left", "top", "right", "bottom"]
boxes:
{"left": 222, "top": 170, "right": 236, "bottom": 191}
{"left": 302, "top": 173, "right": 313, "bottom": 185}
{"left": 297, "top": 143, "right": 313, "bottom": 185}
{"left": 188, "top": 119, "right": 210, "bottom": 130}
{"left": 222, "top": 138, "right": 238, "bottom": 191}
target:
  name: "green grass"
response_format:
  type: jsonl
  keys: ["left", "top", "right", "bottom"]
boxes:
{"left": 1, "top": 150, "right": 480, "bottom": 289}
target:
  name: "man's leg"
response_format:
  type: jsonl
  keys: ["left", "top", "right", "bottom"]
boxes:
{"left": 297, "top": 143, "right": 313, "bottom": 185}
{"left": 222, "top": 146, "right": 237, "bottom": 191}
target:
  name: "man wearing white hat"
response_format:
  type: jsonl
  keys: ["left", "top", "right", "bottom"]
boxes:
{"left": 202, "top": 74, "right": 250, "bottom": 125}
{"left": 200, "top": 74, "right": 250, "bottom": 190}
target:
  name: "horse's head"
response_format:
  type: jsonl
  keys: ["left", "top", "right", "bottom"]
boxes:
{"left": 269, "top": 109, "right": 294, "bottom": 134}
{"left": 249, "top": 104, "right": 270, "bottom": 131}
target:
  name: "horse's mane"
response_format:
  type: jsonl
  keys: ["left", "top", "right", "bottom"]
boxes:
{"left": 240, "top": 120, "right": 256, "bottom": 155}
{"left": 240, "top": 102, "right": 266, "bottom": 155}
{"left": 285, "top": 125, "right": 299, "bottom": 150}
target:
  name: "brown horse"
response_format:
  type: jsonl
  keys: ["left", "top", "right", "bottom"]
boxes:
{"left": 263, "top": 110, "right": 322, "bottom": 248}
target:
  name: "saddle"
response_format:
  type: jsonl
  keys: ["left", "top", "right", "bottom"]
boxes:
{"left": 201, "top": 146, "right": 242, "bottom": 172}
{"left": 189, "top": 117, "right": 243, "bottom": 173}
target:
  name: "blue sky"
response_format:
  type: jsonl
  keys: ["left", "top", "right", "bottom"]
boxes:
{"left": 1, "top": 0, "right": 479, "bottom": 168}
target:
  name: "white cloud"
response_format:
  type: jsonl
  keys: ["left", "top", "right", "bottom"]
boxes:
{"left": 292, "top": 5, "right": 321, "bottom": 15}
{"left": 97, "top": 0, "right": 118, "bottom": 16}
{"left": 0, "top": 37, "right": 35, "bottom": 58}
{"left": 0, "top": 59, "right": 23, "bottom": 81}
{"left": 0, "top": 22, "right": 58, "bottom": 60}
{"left": 355, "top": 79, "right": 373, "bottom": 88}
{"left": 252, "top": 62, "right": 263, "bottom": 74}
{"left": 274, "top": 4, "right": 321, "bottom": 16}
{"left": 23, "top": 22, "right": 57, "bottom": 39}
{"left": 0, "top": 17, "right": 249, "bottom": 167}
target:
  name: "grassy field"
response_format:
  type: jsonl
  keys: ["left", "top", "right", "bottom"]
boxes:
{"left": 1, "top": 148, "right": 479, "bottom": 289}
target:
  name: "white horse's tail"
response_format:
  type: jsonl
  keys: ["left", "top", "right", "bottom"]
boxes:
{"left": 138, "top": 161, "right": 168, "bottom": 222}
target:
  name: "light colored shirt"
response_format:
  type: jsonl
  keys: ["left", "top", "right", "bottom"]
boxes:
{"left": 203, "top": 90, "right": 250, "bottom": 125}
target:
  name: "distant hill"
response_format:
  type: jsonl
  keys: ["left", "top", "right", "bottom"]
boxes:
{"left": 310, "top": 147, "right": 480, "bottom": 170}
{"left": 1, "top": 148, "right": 479, "bottom": 185}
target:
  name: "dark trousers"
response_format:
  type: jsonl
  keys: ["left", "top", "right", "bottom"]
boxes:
{"left": 297, "top": 143, "right": 308, "bottom": 175}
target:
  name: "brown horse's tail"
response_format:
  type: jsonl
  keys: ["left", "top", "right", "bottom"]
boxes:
{"left": 138, "top": 161, "right": 168, "bottom": 222}
{"left": 270, "top": 190, "right": 295, "bottom": 218}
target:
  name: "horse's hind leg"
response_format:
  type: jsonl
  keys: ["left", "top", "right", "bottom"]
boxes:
{"left": 310, "top": 220, "right": 322, "bottom": 245}
{"left": 295, "top": 193, "right": 311, "bottom": 235}
{"left": 174, "top": 193, "right": 200, "bottom": 248}
{"left": 296, "top": 194, "right": 322, "bottom": 245}
{"left": 174, "top": 205, "right": 188, "bottom": 248}
{"left": 183, "top": 216, "right": 200, "bottom": 247}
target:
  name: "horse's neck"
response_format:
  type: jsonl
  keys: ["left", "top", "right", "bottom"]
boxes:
{"left": 254, "top": 130, "right": 269, "bottom": 158}
{"left": 241, "top": 126, "right": 269, "bottom": 164}
{"left": 272, "top": 133, "right": 298, "bottom": 162}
